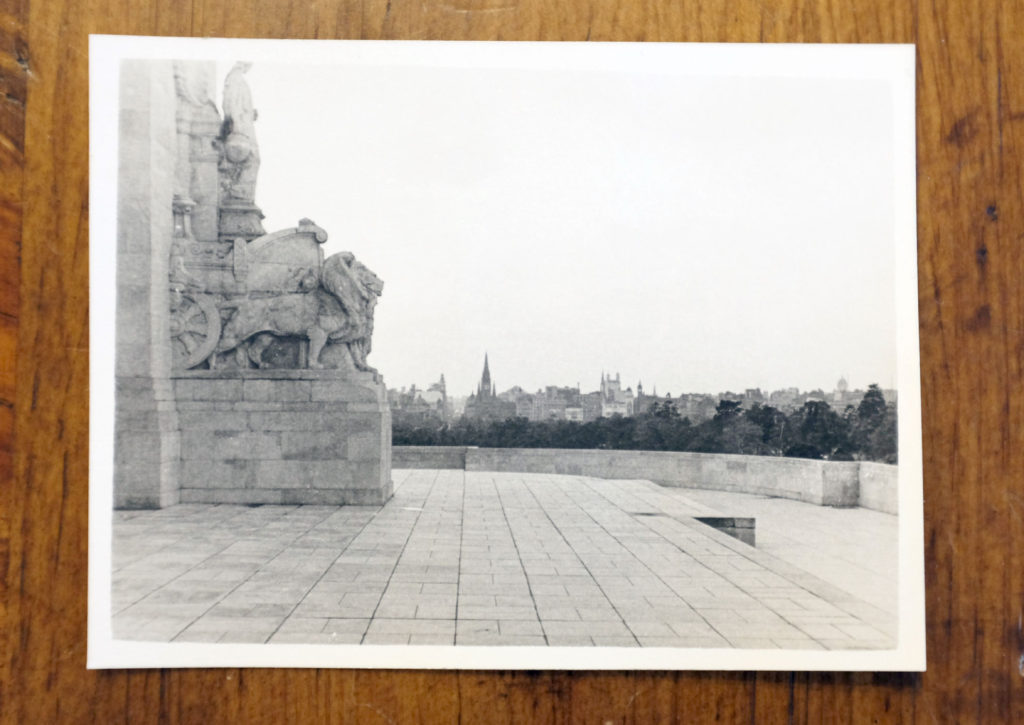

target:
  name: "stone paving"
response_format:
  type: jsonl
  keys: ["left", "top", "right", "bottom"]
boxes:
{"left": 112, "top": 469, "right": 897, "bottom": 649}
{"left": 678, "top": 489, "right": 898, "bottom": 615}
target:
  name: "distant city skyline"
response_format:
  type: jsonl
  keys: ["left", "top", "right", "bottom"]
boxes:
{"left": 217, "top": 49, "right": 902, "bottom": 400}
{"left": 395, "top": 357, "right": 892, "bottom": 401}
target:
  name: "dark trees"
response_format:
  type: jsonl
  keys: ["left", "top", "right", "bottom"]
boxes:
{"left": 392, "top": 385, "right": 898, "bottom": 463}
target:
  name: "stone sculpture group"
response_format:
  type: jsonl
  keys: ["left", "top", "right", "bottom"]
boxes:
{"left": 168, "top": 61, "right": 383, "bottom": 374}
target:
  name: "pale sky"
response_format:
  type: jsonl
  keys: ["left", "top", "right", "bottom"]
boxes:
{"left": 218, "top": 55, "right": 901, "bottom": 398}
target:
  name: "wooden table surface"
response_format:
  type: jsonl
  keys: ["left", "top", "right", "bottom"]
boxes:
{"left": 2, "top": 1, "right": 1021, "bottom": 722}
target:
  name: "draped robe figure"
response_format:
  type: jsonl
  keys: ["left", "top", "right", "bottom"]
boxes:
{"left": 219, "top": 61, "right": 260, "bottom": 202}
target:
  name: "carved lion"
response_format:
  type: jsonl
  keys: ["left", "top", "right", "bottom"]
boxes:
{"left": 212, "top": 252, "right": 383, "bottom": 370}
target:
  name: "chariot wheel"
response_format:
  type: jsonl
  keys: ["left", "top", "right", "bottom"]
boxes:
{"left": 169, "top": 291, "right": 221, "bottom": 369}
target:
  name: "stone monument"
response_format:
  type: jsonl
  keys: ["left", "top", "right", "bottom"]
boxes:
{"left": 116, "top": 59, "right": 392, "bottom": 508}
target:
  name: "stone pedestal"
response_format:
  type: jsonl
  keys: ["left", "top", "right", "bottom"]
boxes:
{"left": 218, "top": 200, "right": 265, "bottom": 242}
{"left": 172, "top": 370, "right": 392, "bottom": 505}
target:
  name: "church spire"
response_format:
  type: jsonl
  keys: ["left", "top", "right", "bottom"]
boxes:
{"left": 479, "top": 353, "right": 493, "bottom": 397}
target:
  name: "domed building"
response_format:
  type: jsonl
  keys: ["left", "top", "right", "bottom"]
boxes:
{"left": 833, "top": 376, "right": 854, "bottom": 407}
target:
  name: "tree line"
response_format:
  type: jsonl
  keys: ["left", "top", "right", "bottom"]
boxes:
{"left": 392, "top": 384, "right": 898, "bottom": 464}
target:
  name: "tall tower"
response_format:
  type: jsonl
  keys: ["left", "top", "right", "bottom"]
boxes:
{"left": 478, "top": 354, "right": 493, "bottom": 398}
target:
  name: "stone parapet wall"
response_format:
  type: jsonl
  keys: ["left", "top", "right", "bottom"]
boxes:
{"left": 392, "top": 446, "right": 898, "bottom": 514}
{"left": 857, "top": 461, "right": 900, "bottom": 514}
{"left": 391, "top": 446, "right": 468, "bottom": 469}
{"left": 175, "top": 370, "right": 392, "bottom": 506}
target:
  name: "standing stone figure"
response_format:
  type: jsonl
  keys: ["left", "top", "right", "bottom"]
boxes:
{"left": 219, "top": 61, "right": 260, "bottom": 203}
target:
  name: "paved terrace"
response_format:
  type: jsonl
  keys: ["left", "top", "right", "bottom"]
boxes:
{"left": 112, "top": 470, "right": 896, "bottom": 649}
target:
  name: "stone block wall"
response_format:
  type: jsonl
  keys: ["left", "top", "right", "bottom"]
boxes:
{"left": 174, "top": 370, "right": 392, "bottom": 505}
{"left": 391, "top": 446, "right": 468, "bottom": 469}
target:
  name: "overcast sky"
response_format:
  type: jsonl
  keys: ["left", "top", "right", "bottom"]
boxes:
{"left": 216, "top": 55, "right": 900, "bottom": 398}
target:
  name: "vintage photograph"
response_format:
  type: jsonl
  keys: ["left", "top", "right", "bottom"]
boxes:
{"left": 89, "top": 38, "right": 923, "bottom": 670}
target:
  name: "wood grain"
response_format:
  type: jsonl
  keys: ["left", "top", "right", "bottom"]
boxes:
{"left": 0, "top": 0, "right": 25, "bottom": 717}
{"left": 3, "top": 0, "right": 1023, "bottom": 721}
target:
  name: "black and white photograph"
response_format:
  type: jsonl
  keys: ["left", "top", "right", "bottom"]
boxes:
{"left": 89, "top": 37, "right": 923, "bottom": 670}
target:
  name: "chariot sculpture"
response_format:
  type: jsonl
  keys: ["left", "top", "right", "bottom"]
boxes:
{"left": 169, "top": 220, "right": 382, "bottom": 372}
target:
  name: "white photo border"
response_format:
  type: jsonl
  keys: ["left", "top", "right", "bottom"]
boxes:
{"left": 88, "top": 36, "right": 924, "bottom": 671}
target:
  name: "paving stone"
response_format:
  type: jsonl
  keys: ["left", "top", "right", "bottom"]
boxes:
{"left": 638, "top": 635, "right": 730, "bottom": 648}
{"left": 576, "top": 607, "right": 623, "bottom": 622}
{"left": 457, "top": 606, "right": 538, "bottom": 621}
{"left": 534, "top": 606, "right": 581, "bottom": 621}
{"left": 713, "top": 622, "right": 809, "bottom": 639}
{"left": 292, "top": 602, "right": 370, "bottom": 619}
{"left": 276, "top": 617, "right": 329, "bottom": 634}
{"left": 668, "top": 622, "right": 723, "bottom": 637}
{"left": 530, "top": 583, "right": 569, "bottom": 597}
{"left": 113, "top": 616, "right": 194, "bottom": 641}
{"left": 185, "top": 615, "right": 285, "bottom": 634}
{"left": 498, "top": 620, "right": 544, "bottom": 636}
{"left": 206, "top": 602, "right": 295, "bottom": 618}
{"left": 375, "top": 603, "right": 418, "bottom": 618}
{"left": 415, "top": 604, "right": 457, "bottom": 619}
{"left": 816, "top": 638, "right": 893, "bottom": 650}
{"left": 625, "top": 621, "right": 677, "bottom": 637}
{"left": 174, "top": 630, "right": 225, "bottom": 643}
{"left": 367, "top": 618, "right": 456, "bottom": 635}
{"left": 362, "top": 633, "right": 411, "bottom": 645}
{"left": 409, "top": 634, "right": 455, "bottom": 645}
{"left": 736, "top": 608, "right": 790, "bottom": 624}
{"left": 591, "top": 636, "right": 640, "bottom": 647}
{"left": 341, "top": 592, "right": 383, "bottom": 609}
{"left": 457, "top": 595, "right": 497, "bottom": 607}
{"left": 218, "top": 631, "right": 272, "bottom": 643}
{"left": 834, "top": 622, "right": 888, "bottom": 639}
{"left": 456, "top": 634, "right": 547, "bottom": 647}
{"left": 724, "top": 637, "right": 779, "bottom": 648}
{"left": 120, "top": 602, "right": 218, "bottom": 620}
{"left": 456, "top": 620, "right": 499, "bottom": 636}
{"left": 421, "top": 583, "right": 458, "bottom": 596}
{"left": 793, "top": 623, "right": 854, "bottom": 639}
{"left": 270, "top": 631, "right": 364, "bottom": 644}
{"left": 323, "top": 618, "right": 372, "bottom": 634}
{"left": 772, "top": 638, "right": 824, "bottom": 650}
{"left": 494, "top": 596, "right": 534, "bottom": 608}
{"left": 542, "top": 621, "right": 632, "bottom": 638}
